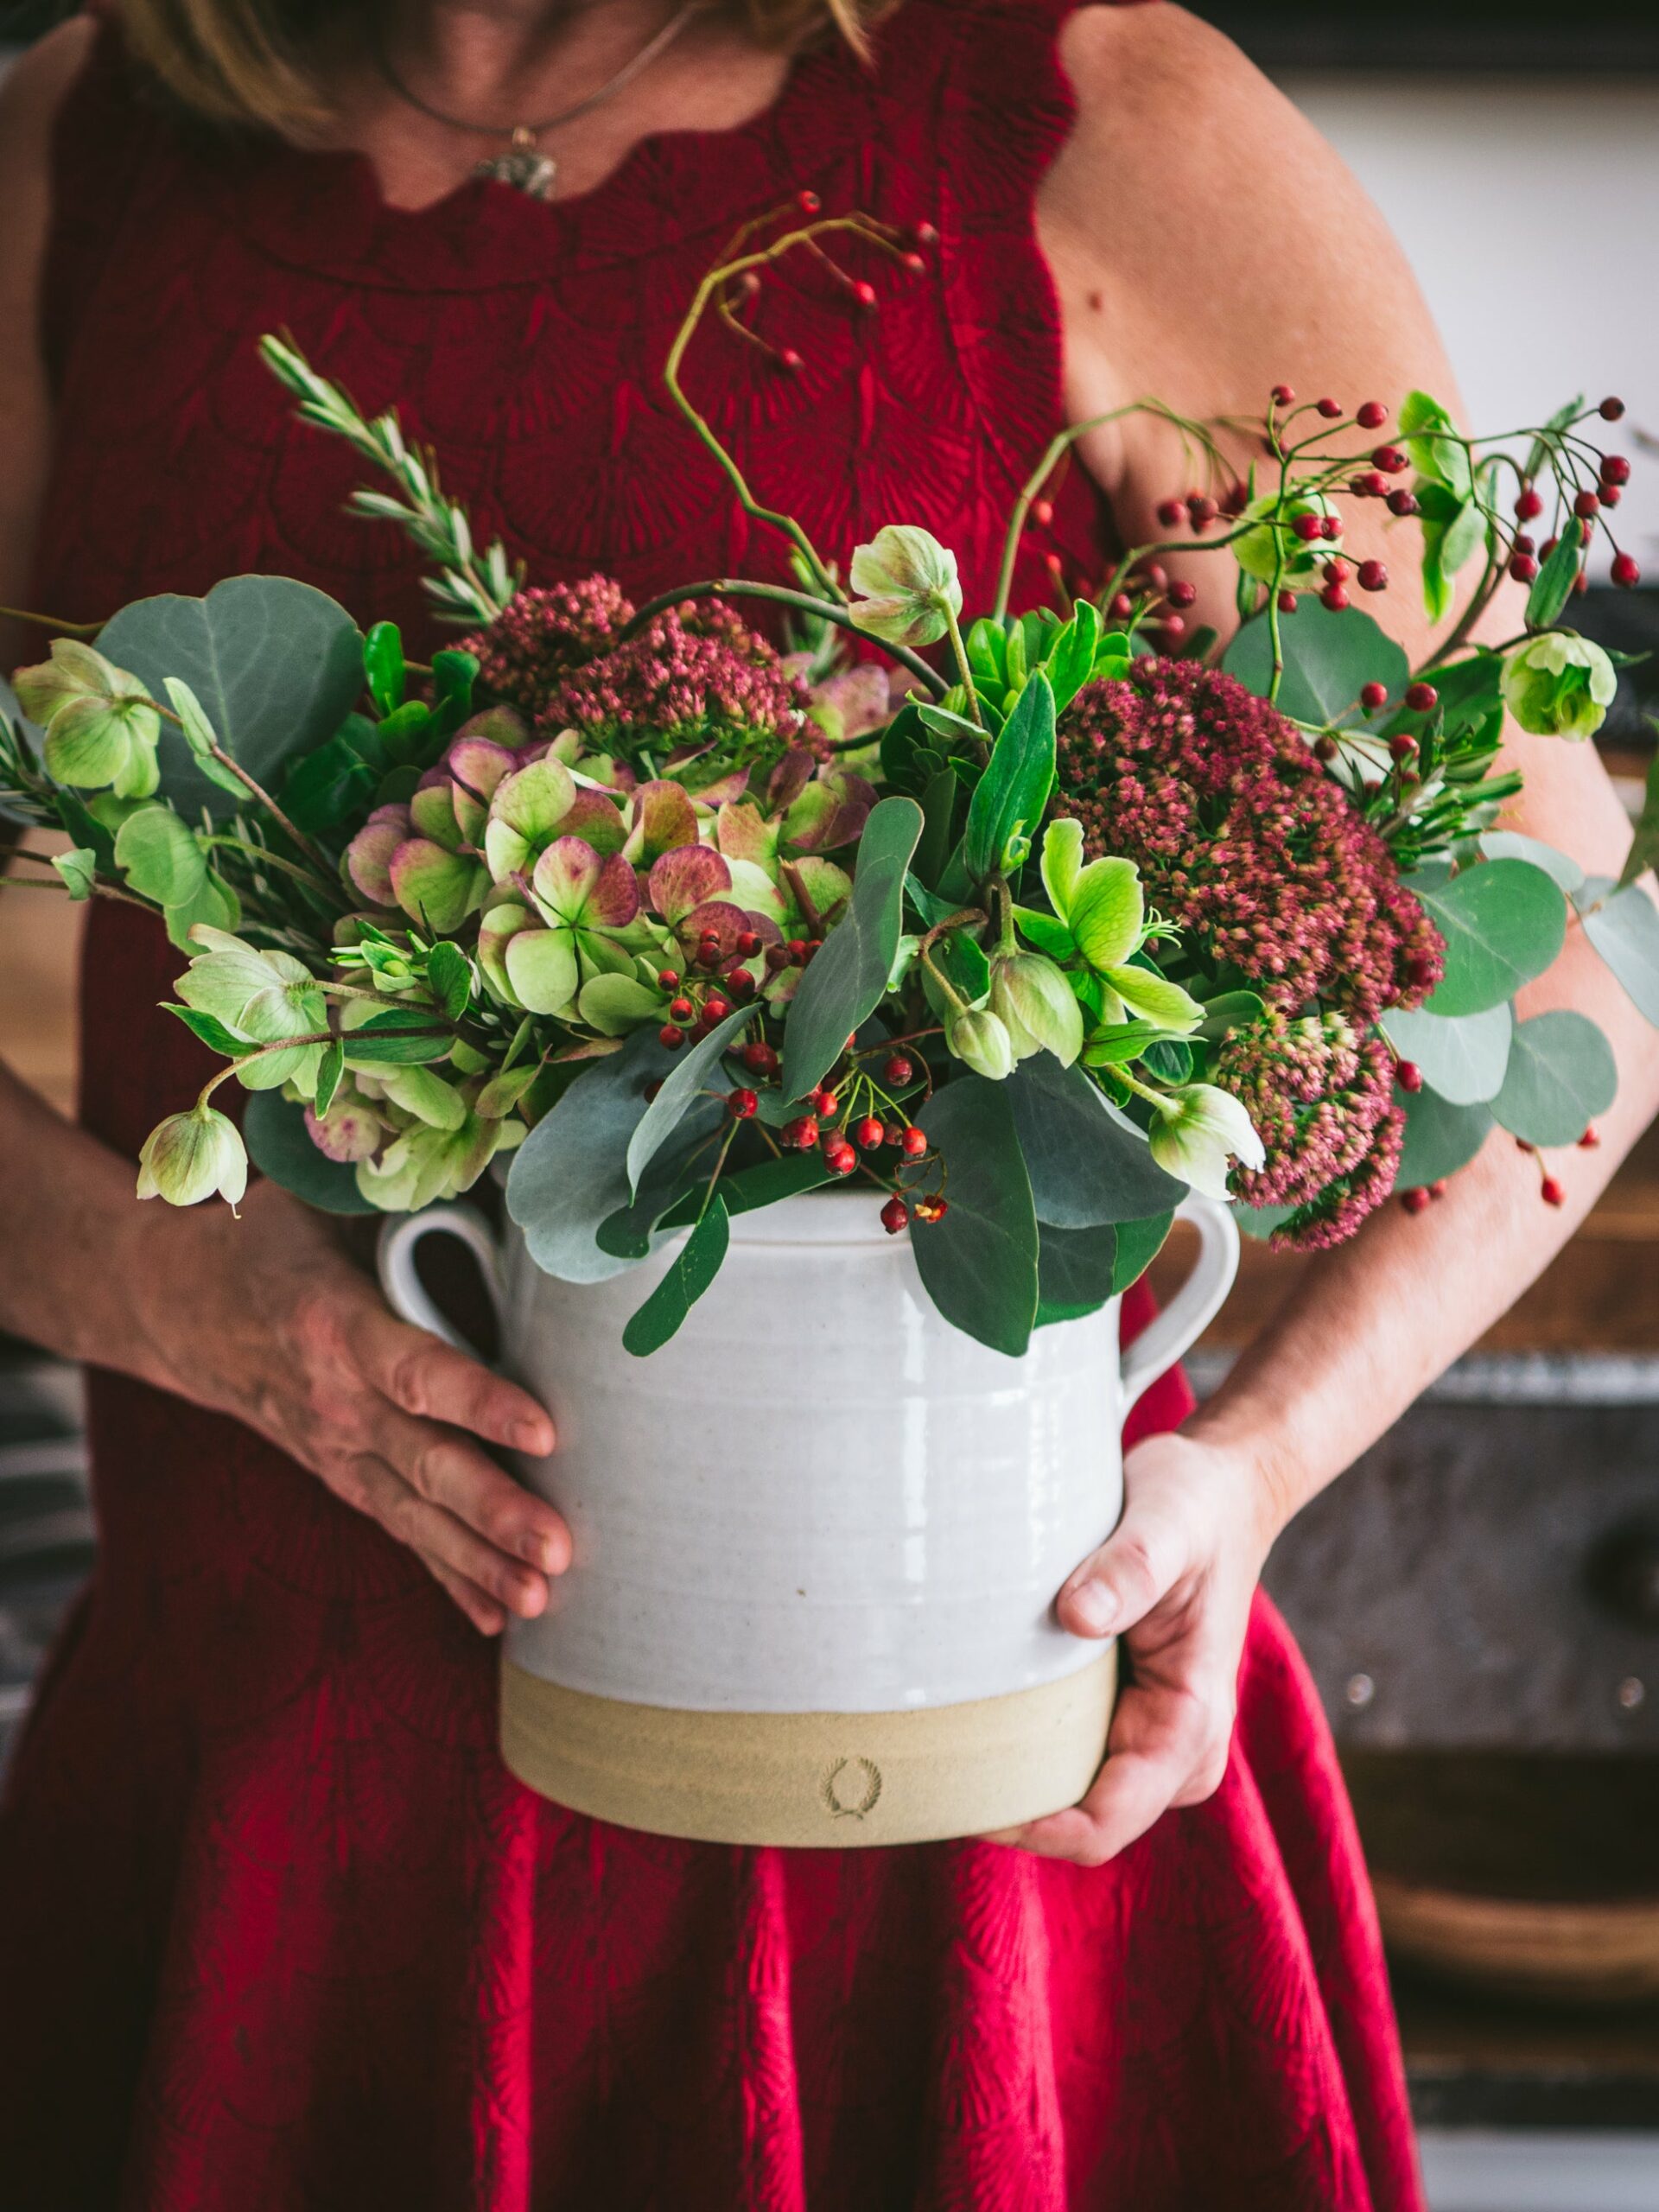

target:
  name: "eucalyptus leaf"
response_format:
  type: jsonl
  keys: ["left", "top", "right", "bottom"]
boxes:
{"left": 1035, "top": 1219, "right": 1117, "bottom": 1325}
{"left": 243, "top": 1088, "right": 378, "bottom": 1216}
{"left": 1491, "top": 1010, "right": 1617, "bottom": 1147}
{"left": 627, "top": 1003, "right": 755, "bottom": 1194}
{"left": 1383, "top": 1002, "right": 1513, "bottom": 1106}
{"left": 1224, "top": 601, "right": 1408, "bottom": 729}
{"left": 1111, "top": 1211, "right": 1174, "bottom": 1293}
{"left": 1480, "top": 830, "right": 1585, "bottom": 895}
{"left": 1396, "top": 1085, "right": 1492, "bottom": 1187}
{"left": 781, "top": 796, "right": 923, "bottom": 1102}
{"left": 912, "top": 1077, "right": 1039, "bottom": 1357}
{"left": 508, "top": 1030, "right": 669, "bottom": 1281}
{"left": 1579, "top": 878, "right": 1659, "bottom": 1027}
{"left": 1413, "top": 859, "right": 1566, "bottom": 1016}
{"left": 658, "top": 1152, "right": 834, "bottom": 1227}
{"left": 1005, "top": 1053, "right": 1186, "bottom": 1225}
{"left": 1618, "top": 749, "right": 1659, "bottom": 892}
{"left": 98, "top": 576, "right": 364, "bottom": 820}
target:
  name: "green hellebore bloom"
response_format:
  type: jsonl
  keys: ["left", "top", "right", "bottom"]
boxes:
{"left": 848, "top": 524, "right": 963, "bottom": 650}
{"left": 1038, "top": 818, "right": 1202, "bottom": 1033}
{"left": 16, "top": 639, "right": 162, "bottom": 798}
{"left": 1501, "top": 631, "right": 1618, "bottom": 741}
{"left": 988, "top": 951, "right": 1084, "bottom": 1066}
{"left": 1147, "top": 1083, "right": 1265, "bottom": 1202}
{"left": 946, "top": 1004, "right": 1017, "bottom": 1082}
{"left": 136, "top": 1105, "right": 248, "bottom": 1208}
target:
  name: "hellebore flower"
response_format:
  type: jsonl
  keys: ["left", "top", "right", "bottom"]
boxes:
{"left": 849, "top": 525, "right": 963, "bottom": 649}
{"left": 1038, "top": 818, "right": 1202, "bottom": 1032}
{"left": 15, "top": 639, "right": 162, "bottom": 799}
{"left": 136, "top": 1105, "right": 248, "bottom": 1207}
{"left": 175, "top": 926, "right": 327, "bottom": 1092}
{"left": 946, "top": 1005, "right": 1017, "bottom": 1082}
{"left": 1501, "top": 631, "right": 1618, "bottom": 741}
{"left": 1147, "top": 1083, "right": 1265, "bottom": 1201}
{"left": 988, "top": 951, "right": 1084, "bottom": 1066}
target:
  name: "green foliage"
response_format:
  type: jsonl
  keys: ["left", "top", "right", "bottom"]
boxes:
{"left": 341, "top": 1007, "right": 454, "bottom": 1065}
{"left": 1111, "top": 1211, "right": 1174, "bottom": 1293}
{"left": 627, "top": 1003, "right": 755, "bottom": 1194}
{"left": 426, "top": 940, "right": 473, "bottom": 1021}
{"left": 1395, "top": 1084, "right": 1492, "bottom": 1187}
{"left": 243, "top": 1090, "right": 379, "bottom": 1215}
{"left": 1578, "top": 876, "right": 1659, "bottom": 1027}
{"left": 113, "top": 805, "right": 207, "bottom": 907}
{"left": 1618, "top": 747, "right": 1659, "bottom": 892}
{"left": 365, "top": 623, "right": 406, "bottom": 716}
{"left": 1004, "top": 1053, "right": 1186, "bottom": 1226}
{"left": 781, "top": 796, "right": 923, "bottom": 1101}
{"left": 1490, "top": 1010, "right": 1617, "bottom": 1147}
{"left": 1399, "top": 389, "right": 1472, "bottom": 500}
{"left": 97, "top": 577, "right": 364, "bottom": 820}
{"left": 1525, "top": 529, "right": 1583, "bottom": 631}
{"left": 1481, "top": 830, "right": 1585, "bottom": 896}
{"left": 963, "top": 671, "right": 1055, "bottom": 880}
{"left": 622, "top": 1199, "right": 730, "bottom": 1356}
{"left": 507, "top": 1031, "right": 670, "bottom": 1281}
{"left": 1223, "top": 601, "right": 1408, "bottom": 729}
{"left": 1382, "top": 1002, "right": 1512, "bottom": 1107}
{"left": 912, "top": 1077, "right": 1040, "bottom": 1356}
{"left": 1413, "top": 859, "right": 1567, "bottom": 1016}
{"left": 1035, "top": 1219, "right": 1117, "bottom": 1325}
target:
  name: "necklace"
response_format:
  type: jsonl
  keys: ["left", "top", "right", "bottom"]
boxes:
{"left": 367, "top": 1, "right": 704, "bottom": 202}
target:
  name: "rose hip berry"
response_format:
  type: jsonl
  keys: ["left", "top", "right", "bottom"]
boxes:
{"left": 1155, "top": 499, "right": 1185, "bottom": 529}
{"left": 667, "top": 995, "right": 694, "bottom": 1021}
{"left": 701, "top": 995, "right": 731, "bottom": 1025}
{"left": 811, "top": 1089, "right": 839, "bottom": 1118}
{"left": 659, "top": 1024, "right": 685, "bottom": 1051}
{"left": 1271, "top": 383, "right": 1296, "bottom": 406}
{"left": 1168, "top": 578, "right": 1198, "bottom": 608}
{"left": 1580, "top": 1123, "right": 1601, "bottom": 1149}
{"left": 1402, "top": 1186, "right": 1431, "bottom": 1216}
{"left": 884, "top": 1054, "right": 913, "bottom": 1086}
{"left": 1387, "top": 489, "right": 1419, "bottom": 518}
{"left": 1372, "top": 445, "right": 1408, "bottom": 474}
{"left": 1357, "top": 400, "right": 1389, "bottom": 429}
{"left": 1541, "top": 1177, "right": 1566, "bottom": 1209}
{"left": 1278, "top": 590, "right": 1299, "bottom": 614}
{"left": 1358, "top": 560, "right": 1389, "bottom": 593}
{"left": 782, "top": 1116, "right": 820, "bottom": 1150}
{"left": 1389, "top": 733, "right": 1418, "bottom": 763}
{"left": 1293, "top": 513, "right": 1324, "bottom": 542}
{"left": 1515, "top": 487, "right": 1544, "bottom": 521}
{"left": 1600, "top": 454, "right": 1631, "bottom": 486}
{"left": 854, "top": 1115, "right": 885, "bottom": 1150}
{"left": 1573, "top": 489, "right": 1600, "bottom": 520}
{"left": 1599, "top": 396, "right": 1626, "bottom": 421}
{"left": 824, "top": 1140, "right": 857, "bottom": 1176}
{"left": 742, "top": 1039, "right": 779, "bottom": 1075}
{"left": 912, "top": 1195, "right": 949, "bottom": 1224}
{"left": 734, "top": 930, "right": 762, "bottom": 957}
{"left": 1360, "top": 681, "right": 1389, "bottom": 711}
{"left": 1396, "top": 1058, "right": 1423, "bottom": 1093}
{"left": 901, "top": 1127, "right": 928, "bottom": 1160}
{"left": 728, "top": 1087, "right": 759, "bottom": 1119}
{"left": 1405, "top": 682, "right": 1439, "bottom": 714}
{"left": 657, "top": 969, "right": 680, "bottom": 988}
{"left": 1321, "top": 584, "right": 1349, "bottom": 611}
{"left": 1510, "top": 553, "right": 1539, "bottom": 583}
{"left": 880, "top": 1196, "right": 909, "bottom": 1235}
{"left": 1612, "top": 551, "right": 1643, "bottom": 588}
{"left": 1316, "top": 397, "right": 1343, "bottom": 419}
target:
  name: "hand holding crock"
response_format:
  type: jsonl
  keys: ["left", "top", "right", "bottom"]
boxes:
{"left": 993, "top": 1429, "right": 1273, "bottom": 1866}
{"left": 132, "top": 1179, "right": 569, "bottom": 1636}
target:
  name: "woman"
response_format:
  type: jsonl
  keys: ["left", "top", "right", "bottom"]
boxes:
{"left": 0, "top": 1, "right": 1652, "bottom": 2204}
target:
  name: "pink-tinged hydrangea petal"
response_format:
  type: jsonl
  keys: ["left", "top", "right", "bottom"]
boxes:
{"left": 477, "top": 899, "right": 537, "bottom": 1002}
{"left": 452, "top": 704, "right": 530, "bottom": 753}
{"left": 810, "top": 664, "right": 891, "bottom": 745}
{"left": 779, "top": 782, "right": 838, "bottom": 851}
{"left": 715, "top": 800, "right": 777, "bottom": 868}
{"left": 531, "top": 836, "right": 604, "bottom": 922}
{"left": 766, "top": 747, "right": 817, "bottom": 812}
{"left": 305, "top": 1090, "right": 384, "bottom": 1163}
{"left": 558, "top": 785, "right": 629, "bottom": 855}
{"left": 624, "top": 779, "right": 699, "bottom": 866}
{"left": 725, "top": 858, "right": 787, "bottom": 925}
{"left": 389, "top": 838, "right": 486, "bottom": 935}
{"left": 493, "top": 757, "right": 577, "bottom": 840}
{"left": 505, "top": 925, "right": 580, "bottom": 1016}
{"left": 648, "top": 843, "right": 732, "bottom": 925}
{"left": 344, "top": 809, "right": 408, "bottom": 906}
{"left": 679, "top": 903, "right": 747, "bottom": 958}
{"left": 583, "top": 850, "right": 642, "bottom": 928}
{"left": 822, "top": 771, "right": 877, "bottom": 848}
{"left": 445, "top": 737, "right": 521, "bottom": 806}
{"left": 789, "top": 857, "right": 853, "bottom": 927}
{"left": 685, "top": 768, "right": 752, "bottom": 807}
{"left": 409, "top": 782, "right": 463, "bottom": 849}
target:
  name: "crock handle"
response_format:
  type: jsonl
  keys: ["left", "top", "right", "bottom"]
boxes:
{"left": 377, "top": 1205, "right": 506, "bottom": 1360}
{"left": 1118, "top": 1194, "right": 1239, "bottom": 1419}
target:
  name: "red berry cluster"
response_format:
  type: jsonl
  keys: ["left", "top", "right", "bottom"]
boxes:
{"left": 717, "top": 208, "right": 939, "bottom": 379}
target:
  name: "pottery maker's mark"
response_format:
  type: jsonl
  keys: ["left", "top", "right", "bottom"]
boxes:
{"left": 821, "top": 1756, "right": 883, "bottom": 1821}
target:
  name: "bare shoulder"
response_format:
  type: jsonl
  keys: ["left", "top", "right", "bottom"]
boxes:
{"left": 1044, "top": 4, "right": 1432, "bottom": 407}
{"left": 0, "top": 17, "right": 96, "bottom": 614}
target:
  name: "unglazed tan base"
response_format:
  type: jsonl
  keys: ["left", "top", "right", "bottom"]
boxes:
{"left": 499, "top": 1648, "right": 1117, "bottom": 1847}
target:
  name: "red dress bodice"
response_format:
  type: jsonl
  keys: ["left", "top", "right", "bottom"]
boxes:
{"left": 0, "top": 10, "right": 1423, "bottom": 2209}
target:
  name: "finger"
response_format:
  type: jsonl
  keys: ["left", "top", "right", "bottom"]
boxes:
{"left": 421, "top": 1554, "right": 509, "bottom": 1637}
{"left": 1057, "top": 1490, "right": 1195, "bottom": 1642}
{"left": 351, "top": 1454, "right": 553, "bottom": 1619}
{"left": 351, "top": 1301, "right": 556, "bottom": 1459}
{"left": 373, "top": 1403, "right": 572, "bottom": 1577}
{"left": 994, "top": 1674, "right": 1224, "bottom": 1865}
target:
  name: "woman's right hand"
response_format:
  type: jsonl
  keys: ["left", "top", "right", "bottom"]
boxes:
{"left": 125, "top": 1177, "right": 569, "bottom": 1635}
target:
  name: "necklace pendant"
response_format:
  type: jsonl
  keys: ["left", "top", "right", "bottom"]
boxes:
{"left": 475, "top": 130, "right": 556, "bottom": 201}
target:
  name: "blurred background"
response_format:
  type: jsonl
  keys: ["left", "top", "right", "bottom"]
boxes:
{"left": 1, "top": 4, "right": 1656, "bottom": 2207}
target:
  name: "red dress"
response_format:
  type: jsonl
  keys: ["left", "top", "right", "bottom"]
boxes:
{"left": 0, "top": 8, "right": 1424, "bottom": 2207}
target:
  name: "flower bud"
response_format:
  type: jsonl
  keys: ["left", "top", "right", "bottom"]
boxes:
{"left": 945, "top": 1004, "right": 1016, "bottom": 1082}
{"left": 988, "top": 952, "right": 1084, "bottom": 1066}
{"left": 848, "top": 524, "right": 963, "bottom": 648}
{"left": 1500, "top": 631, "right": 1618, "bottom": 741}
{"left": 1147, "top": 1084, "right": 1265, "bottom": 1201}
{"left": 136, "top": 1106, "right": 248, "bottom": 1208}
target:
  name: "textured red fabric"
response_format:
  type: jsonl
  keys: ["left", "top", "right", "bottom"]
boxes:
{"left": 0, "top": 7, "right": 1424, "bottom": 2208}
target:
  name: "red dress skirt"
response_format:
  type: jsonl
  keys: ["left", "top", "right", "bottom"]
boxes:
{"left": 0, "top": 7, "right": 1423, "bottom": 2204}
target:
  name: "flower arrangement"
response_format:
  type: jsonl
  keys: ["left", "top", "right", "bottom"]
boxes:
{"left": 4, "top": 208, "right": 1656, "bottom": 1357}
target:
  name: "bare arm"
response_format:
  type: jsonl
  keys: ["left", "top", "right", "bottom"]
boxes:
{"left": 1007, "top": 6, "right": 1659, "bottom": 1860}
{"left": 0, "top": 26, "right": 569, "bottom": 1635}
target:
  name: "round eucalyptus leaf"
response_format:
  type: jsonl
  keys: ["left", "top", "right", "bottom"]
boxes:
{"left": 1413, "top": 860, "right": 1566, "bottom": 1016}
{"left": 1395, "top": 1085, "right": 1492, "bottom": 1188}
{"left": 1491, "top": 1010, "right": 1618, "bottom": 1148}
{"left": 1579, "top": 880, "right": 1659, "bottom": 1028}
{"left": 1383, "top": 1001, "right": 1512, "bottom": 1106}
{"left": 1223, "top": 601, "right": 1408, "bottom": 729}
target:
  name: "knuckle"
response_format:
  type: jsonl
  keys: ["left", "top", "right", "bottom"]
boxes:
{"left": 387, "top": 1345, "right": 435, "bottom": 1420}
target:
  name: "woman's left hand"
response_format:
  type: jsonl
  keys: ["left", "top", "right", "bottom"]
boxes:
{"left": 991, "top": 1429, "right": 1278, "bottom": 1866}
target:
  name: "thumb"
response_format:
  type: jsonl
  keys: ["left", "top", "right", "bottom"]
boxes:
{"left": 1058, "top": 1486, "right": 1196, "bottom": 1641}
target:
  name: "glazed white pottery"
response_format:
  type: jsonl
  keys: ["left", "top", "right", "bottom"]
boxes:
{"left": 378, "top": 1187, "right": 1237, "bottom": 1846}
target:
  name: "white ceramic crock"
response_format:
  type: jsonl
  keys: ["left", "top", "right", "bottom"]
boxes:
{"left": 379, "top": 1187, "right": 1237, "bottom": 1847}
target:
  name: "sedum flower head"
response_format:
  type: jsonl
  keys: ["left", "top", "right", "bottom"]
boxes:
{"left": 848, "top": 525, "right": 963, "bottom": 649}
{"left": 137, "top": 1106, "right": 248, "bottom": 1207}
{"left": 1055, "top": 658, "right": 1443, "bottom": 1024}
{"left": 1501, "top": 631, "right": 1617, "bottom": 741}
{"left": 461, "top": 575, "right": 635, "bottom": 717}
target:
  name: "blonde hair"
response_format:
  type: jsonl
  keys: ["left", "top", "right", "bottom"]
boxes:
{"left": 115, "top": 0, "right": 892, "bottom": 135}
